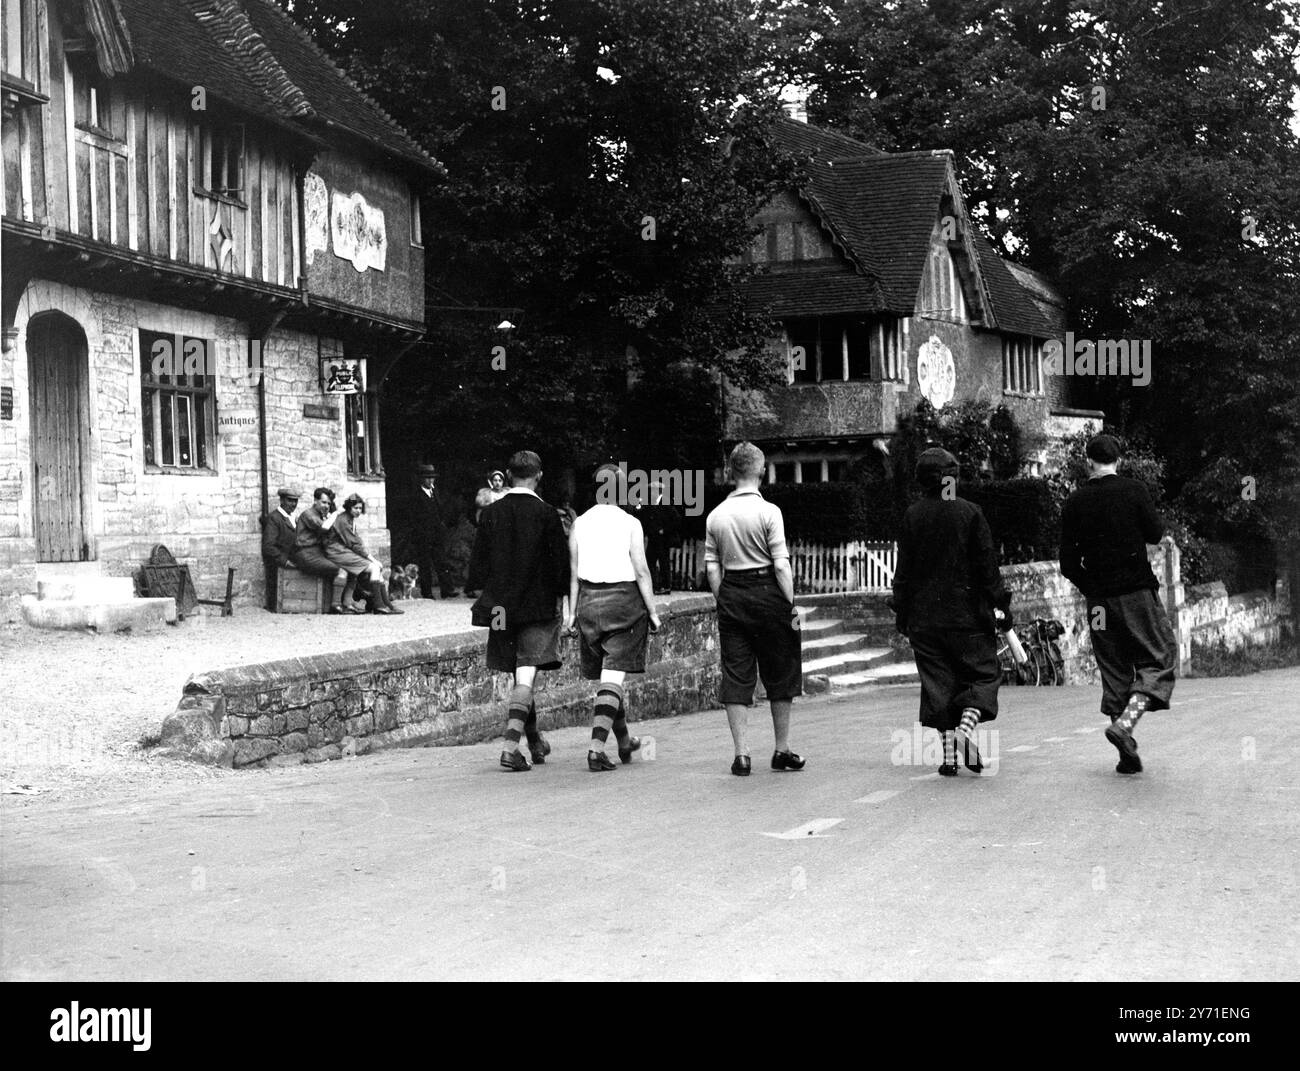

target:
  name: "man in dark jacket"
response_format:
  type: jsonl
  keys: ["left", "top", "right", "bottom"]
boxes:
{"left": 1060, "top": 434, "right": 1176, "bottom": 774}
{"left": 260, "top": 487, "right": 299, "bottom": 611}
{"left": 891, "top": 448, "right": 1010, "bottom": 776}
{"left": 468, "top": 450, "right": 571, "bottom": 772}
{"left": 412, "top": 464, "right": 458, "bottom": 598}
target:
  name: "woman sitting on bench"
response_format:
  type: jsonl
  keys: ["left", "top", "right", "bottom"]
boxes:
{"left": 329, "top": 494, "right": 403, "bottom": 615}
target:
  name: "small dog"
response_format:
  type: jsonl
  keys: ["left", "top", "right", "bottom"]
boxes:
{"left": 390, "top": 564, "right": 419, "bottom": 600}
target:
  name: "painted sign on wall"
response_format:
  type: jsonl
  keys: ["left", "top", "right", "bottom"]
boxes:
{"left": 330, "top": 190, "right": 387, "bottom": 273}
{"left": 917, "top": 335, "right": 956, "bottom": 410}
{"left": 304, "top": 172, "right": 329, "bottom": 266}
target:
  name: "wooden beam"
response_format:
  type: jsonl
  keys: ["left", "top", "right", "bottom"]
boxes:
{"left": 63, "top": 55, "right": 76, "bottom": 233}
{"left": 125, "top": 103, "right": 137, "bottom": 250}
{"left": 18, "top": 108, "right": 33, "bottom": 221}
{"left": 87, "top": 143, "right": 98, "bottom": 240}
{"left": 289, "top": 163, "right": 300, "bottom": 286}
{"left": 144, "top": 103, "right": 156, "bottom": 254}
{"left": 186, "top": 120, "right": 195, "bottom": 263}
{"left": 275, "top": 151, "right": 284, "bottom": 287}
{"left": 166, "top": 111, "right": 175, "bottom": 259}
{"left": 259, "top": 146, "right": 269, "bottom": 283}
{"left": 244, "top": 139, "right": 255, "bottom": 279}
{"left": 107, "top": 146, "right": 117, "bottom": 244}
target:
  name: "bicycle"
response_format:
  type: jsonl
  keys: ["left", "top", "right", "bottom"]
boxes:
{"left": 1026, "top": 618, "right": 1066, "bottom": 686}
{"left": 996, "top": 624, "right": 1039, "bottom": 686}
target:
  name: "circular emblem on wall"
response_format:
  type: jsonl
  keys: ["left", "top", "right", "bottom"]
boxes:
{"left": 916, "top": 334, "right": 956, "bottom": 409}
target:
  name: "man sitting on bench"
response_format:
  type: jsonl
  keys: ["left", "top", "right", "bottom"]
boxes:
{"left": 260, "top": 487, "right": 299, "bottom": 611}
{"left": 290, "top": 487, "right": 345, "bottom": 609}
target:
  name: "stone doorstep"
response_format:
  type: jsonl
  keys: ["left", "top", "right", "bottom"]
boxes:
{"left": 19, "top": 594, "right": 178, "bottom": 632}
{"left": 36, "top": 576, "right": 136, "bottom": 602}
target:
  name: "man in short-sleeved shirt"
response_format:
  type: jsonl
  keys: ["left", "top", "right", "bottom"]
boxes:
{"left": 704, "top": 442, "right": 805, "bottom": 777}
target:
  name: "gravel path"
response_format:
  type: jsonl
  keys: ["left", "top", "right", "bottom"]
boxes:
{"left": 0, "top": 596, "right": 481, "bottom": 801}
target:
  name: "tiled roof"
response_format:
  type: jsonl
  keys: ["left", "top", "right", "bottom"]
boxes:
{"left": 972, "top": 236, "right": 1058, "bottom": 338}
{"left": 111, "top": 0, "right": 439, "bottom": 174}
{"left": 742, "top": 266, "right": 887, "bottom": 318}
{"left": 767, "top": 118, "right": 1066, "bottom": 333}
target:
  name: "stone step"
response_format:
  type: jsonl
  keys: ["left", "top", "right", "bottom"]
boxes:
{"left": 794, "top": 604, "right": 824, "bottom": 623}
{"left": 801, "top": 630, "right": 875, "bottom": 656}
{"left": 803, "top": 647, "right": 898, "bottom": 676}
{"left": 33, "top": 560, "right": 103, "bottom": 580}
{"left": 20, "top": 594, "right": 177, "bottom": 633}
{"left": 37, "top": 576, "right": 135, "bottom": 602}
{"left": 827, "top": 663, "right": 920, "bottom": 688}
{"left": 797, "top": 616, "right": 847, "bottom": 639}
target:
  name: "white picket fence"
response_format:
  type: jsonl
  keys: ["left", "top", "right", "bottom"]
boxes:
{"left": 669, "top": 539, "right": 897, "bottom": 594}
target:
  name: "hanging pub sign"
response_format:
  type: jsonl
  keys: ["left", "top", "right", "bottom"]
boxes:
{"left": 320, "top": 356, "right": 367, "bottom": 395}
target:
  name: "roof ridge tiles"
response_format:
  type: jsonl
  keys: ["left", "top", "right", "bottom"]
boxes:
{"left": 182, "top": 0, "right": 313, "bottom": 119}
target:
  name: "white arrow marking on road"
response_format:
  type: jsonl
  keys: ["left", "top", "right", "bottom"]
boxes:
{"left": 1074, "top": 727, "right": 1099, "bottom": 734}
{"left": 854, "top": 790, "right": 902, "bottom": 805}
{"left": 910, "top": 772, "right": 941, "bottom": 781}
{"left": 760, "top": 818, "right": 844, "bottom": 840}
{"left": 1042, "top": 736, "right": 1072, "bottom": 742}
{"left": 1008, "top": 744, "right": 1039, "bottom": 753}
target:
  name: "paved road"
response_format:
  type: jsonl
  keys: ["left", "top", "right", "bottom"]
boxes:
{"left": 3, "top": 669, "right": 1297, "bottom": 981}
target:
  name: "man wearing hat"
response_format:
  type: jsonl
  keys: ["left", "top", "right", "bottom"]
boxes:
{"left": 890, "top": 447, "right": 1010, "bottom": 776}
{"left": 260, "top": 487, "right": 300, "bottom": 611}
{"left": 413, "top": 464, "right": 458, "bottom": 599}
{"left": 1061, "top": 433, "right": 1176, "bottom": 774}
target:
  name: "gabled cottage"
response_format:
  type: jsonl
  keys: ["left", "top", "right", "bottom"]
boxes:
{"left": 1, "top": 0, "right": 440, "bottom": 615}
{"left": 726, "top": 116, "right": 1100, "bottom": 483}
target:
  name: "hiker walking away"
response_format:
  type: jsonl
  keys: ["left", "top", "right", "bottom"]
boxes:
{"left": 565, "top": 464, "right": 662, "bottom": 772}
{"left": 890, "top": 448, "right": 1010, "bottom": 776}
{"left": 468, "top": 451, "right": 571, "bottom": 771}
{"left": 1060, "top": 434, "right": 1176, "bottom": 774}
{"left": 704, "top": 442, "right": 805, "bottom": 776}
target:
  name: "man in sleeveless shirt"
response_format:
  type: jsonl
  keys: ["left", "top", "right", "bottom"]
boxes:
{"left": 564, "top": 463, "right": 663, "bottom": 771}
{"left": 705, "top": 442, "right": 805, "bottom": 776}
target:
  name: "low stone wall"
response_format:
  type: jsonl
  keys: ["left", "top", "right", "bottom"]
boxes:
{"left": 1184, "top": 579, "right": 1292, "bottom": 655}
{"left": 161, "top": 594, "right": 720, "bottom": 768}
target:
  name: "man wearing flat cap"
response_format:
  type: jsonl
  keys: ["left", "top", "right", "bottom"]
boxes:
{"left": 260, "top": 487, "right": 300, "bottom": 611}
{"left": 413, "top": 464, "right": 458, "bottom": 598}
{"left": 1061, "top": 433, "right": 1176, "bottom": 774}
{"left": 890, "top": 447, "right": 1010, "bottom": 776}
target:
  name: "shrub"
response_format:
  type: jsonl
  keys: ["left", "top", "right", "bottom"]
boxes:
{"left": 1190, "top": 636, "right": 1300, "bottom": 678}
{"left": 962, "top": 478, "right": 1060, "bottom": 562}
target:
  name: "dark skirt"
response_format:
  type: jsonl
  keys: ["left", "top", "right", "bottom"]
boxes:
{"left": 324, "top": 542, "right": 372, "bottom": 576}
{"left": 908, "top": 629, "right": 1000, "bottom": 731}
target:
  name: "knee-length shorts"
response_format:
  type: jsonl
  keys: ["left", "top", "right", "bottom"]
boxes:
{"left": 486, "top": 616, "right": 562, "bottom": 673}
{"left": 576, "top": 580, "right": 649, "bottom": 679}
{"left": 716, "top": 569, "right": 803, "bottom": 705}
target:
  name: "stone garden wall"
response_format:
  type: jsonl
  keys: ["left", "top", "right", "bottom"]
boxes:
{"left": 161, "top": 594, "right": 721, "bottom": 768}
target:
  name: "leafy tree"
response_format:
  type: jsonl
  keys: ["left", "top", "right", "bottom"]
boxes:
{"left": 284, "top": 0, "right": 795, "bottom": 495}
{"left": 768, "top": 0, "right": 1300, "bottom": 576}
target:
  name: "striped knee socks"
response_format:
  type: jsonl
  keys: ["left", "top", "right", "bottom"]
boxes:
{"left": 591, "top": 684, "right": 623, "bottom": 752}
{"left": 505, "top": 683, "right": 534, "bottom": 754}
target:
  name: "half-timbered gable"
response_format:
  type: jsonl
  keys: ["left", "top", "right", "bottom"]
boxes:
{"left": 1, "top": 0, "right": 441, "bottom": 615}
{"left": 725, "top": 117, "right": 1099, "bottom": 484}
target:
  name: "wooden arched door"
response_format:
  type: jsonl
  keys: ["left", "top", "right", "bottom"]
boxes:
{"left": 27, "top": 312, "right": 92, "bottom": 561}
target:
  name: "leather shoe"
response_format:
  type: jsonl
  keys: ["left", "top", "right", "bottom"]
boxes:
{"left": 771, "top": 750, "right": 806, "bottom": 771}
{"left": 587, "top": 750, "right": 616, "bottom": 772}
{"left": 731, "top": 754, "right": 751, "bottom": 776}
{"left": 618, "top": 736, "right": 641, "bottom": 764}
{"left": 528, "top": 733, "right": 551, "bottom": 765}
{"left": 499, "top": 750, "right": 531, "bottom": 772}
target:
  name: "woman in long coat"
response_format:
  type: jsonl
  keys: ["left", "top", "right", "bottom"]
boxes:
{"left": 327, "top": 494, "right": 403, "bottom": 615}
{"left": 889, "top": 448, "right": 1011, "bottom": 775}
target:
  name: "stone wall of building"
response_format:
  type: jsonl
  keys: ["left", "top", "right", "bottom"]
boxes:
{"left": 1, "top": 278, "right": 391, "bottom": 618}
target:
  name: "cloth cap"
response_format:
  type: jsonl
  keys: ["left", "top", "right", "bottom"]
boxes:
{"left": 1085, "top": 434, "right": 1121, "bottom": 464}
{"left": 915, "top": 447, "right": 960, "bottom": 489}
{"left": 276, "top": 487, "right": 300, "bottom": 500}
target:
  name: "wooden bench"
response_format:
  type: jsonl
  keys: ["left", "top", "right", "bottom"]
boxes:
{"left": 275, "top": 565, "right": 346, "bottom": 614}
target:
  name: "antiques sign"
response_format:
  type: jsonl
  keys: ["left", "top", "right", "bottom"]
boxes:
{"left": 330, "top": 190, "right": 387, "bottom": 273}
{"left": 320, "top": 356, "right": 367, "bottom": 395}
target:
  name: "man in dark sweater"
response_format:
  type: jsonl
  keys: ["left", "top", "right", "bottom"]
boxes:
{"left": 890, "top": 448, "right": 1011, "bottom": 775}
{"left": 468, "top": 450, "right": 571, "bottom": 772}
{"left": 1060, "top": 434, "right": 1177, "bottom": 774}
